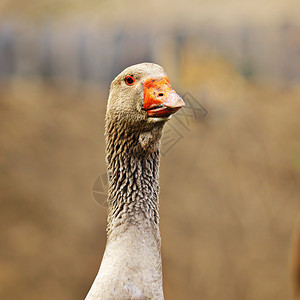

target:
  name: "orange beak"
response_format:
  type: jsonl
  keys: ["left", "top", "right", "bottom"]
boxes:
{"left": 143, "top": 77, "right": 185, "bottom": 118}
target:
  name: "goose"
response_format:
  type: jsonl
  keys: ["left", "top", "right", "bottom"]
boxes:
{"left": 86, "top": 63, "right": 184, "bottom": 300}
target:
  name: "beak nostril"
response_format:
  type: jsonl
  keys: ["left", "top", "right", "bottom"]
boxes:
{"left": 158, "top": 93, "right": 164, "bottom": 97}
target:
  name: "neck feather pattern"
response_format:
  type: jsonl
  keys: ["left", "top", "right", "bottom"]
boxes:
{"left": 105, "top": 117, "right": 164, "bottom": 235}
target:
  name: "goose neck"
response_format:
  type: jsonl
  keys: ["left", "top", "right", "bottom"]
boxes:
{"left": 105, "top": 120, "right": 162, "bottom": 234}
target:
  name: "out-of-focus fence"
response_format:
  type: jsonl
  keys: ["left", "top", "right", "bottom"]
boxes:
{"left": 0, "top": 20, "right": 300, "bottom": 85}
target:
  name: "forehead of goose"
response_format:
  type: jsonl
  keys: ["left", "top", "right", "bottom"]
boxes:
{"left": 114, "top": 63, "right": 167, "bottom": 82}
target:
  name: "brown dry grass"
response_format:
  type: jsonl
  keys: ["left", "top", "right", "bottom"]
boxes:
{"left": 0, "top": 67, "right": 299, "bottom": 299}
{"left": 292, "top": 218, "right": 300, "bottom": 299}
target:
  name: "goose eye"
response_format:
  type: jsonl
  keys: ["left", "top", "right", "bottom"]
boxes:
{"left": 125, "top": 76, "right": 135, "bottom": 85}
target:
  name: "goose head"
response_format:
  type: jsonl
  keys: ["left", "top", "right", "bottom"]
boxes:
{"left": 106, "top": 63, "right": 185, "bottom": 131}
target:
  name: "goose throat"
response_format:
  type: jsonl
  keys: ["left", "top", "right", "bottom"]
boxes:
{"left": 105, "top": 119, "right": 163, "bottom": 234}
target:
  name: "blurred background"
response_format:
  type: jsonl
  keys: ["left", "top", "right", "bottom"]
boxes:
{"left": 1, "top": 0, "right": 300, "bottom": 299}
